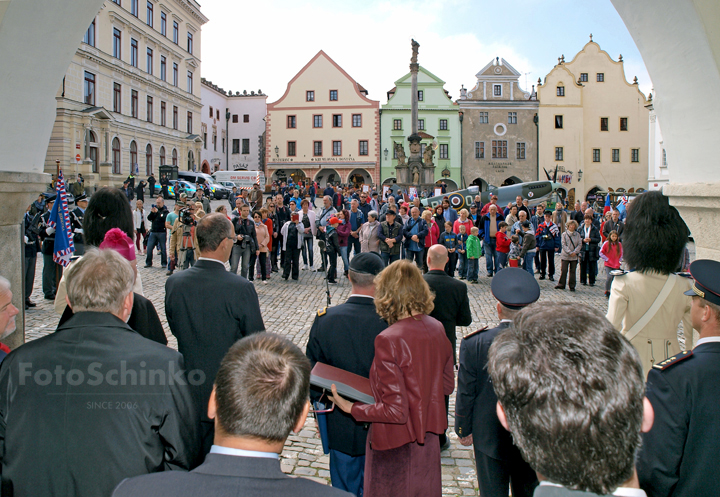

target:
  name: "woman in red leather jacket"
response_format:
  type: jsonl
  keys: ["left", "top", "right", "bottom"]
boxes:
{"left": 330, "top": 260, "right": 454, "bottom": 497}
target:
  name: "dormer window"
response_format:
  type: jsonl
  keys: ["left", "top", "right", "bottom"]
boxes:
{"left": 557, "top": 85, "right": 565, "bottom": 97}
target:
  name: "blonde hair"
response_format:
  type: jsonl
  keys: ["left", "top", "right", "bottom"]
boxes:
{"left": 374, "top": 260, "right": 434, "bottom": 325}
{"left": 422, "top": 210, "right": 432, "bottom": 221}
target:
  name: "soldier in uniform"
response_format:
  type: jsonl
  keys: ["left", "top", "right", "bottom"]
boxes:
{"left": 306, "top": 252, "right": 387, "bottom": 497}
{"left": 38, "top": 196, "right": 63, "bottom": 300}
{"left": 637, "top": 259, "right": 720, "bottom": 497}
{"left": 455, "top": 267, "right": 539, "bottom": 497}
{"left": 70, "top": 193, "right": 88, "bottom": 255}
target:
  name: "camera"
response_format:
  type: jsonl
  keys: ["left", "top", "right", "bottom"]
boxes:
{"left": 179, "top": 208, "right": 196, "bottom": 226}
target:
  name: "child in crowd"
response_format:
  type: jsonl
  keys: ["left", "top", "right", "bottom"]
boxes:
{"left": 466, "top": 227, "right": 481, "bottom": 284}
{"left": 600, "top": 230, "right": 623, "bottom": 298}
{"left": 456, "top": 224, "right": 468, "bottom": 280}
{"left": 495, "top": 221, "right": 511, "bottom": 271}
{"left": 508, "top": 234, "right": 521, "bottom": 264}
{"left": 439, "top": 221, "right": 458, "bottom": 277}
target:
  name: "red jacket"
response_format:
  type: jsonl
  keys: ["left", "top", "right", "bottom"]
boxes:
{"left": 496, "top": 231, "right": 511, "bottom": 253}
{"left": 351, "top": 314, "right": 454, "bottom": 451}
{"left": 425, "top": 220, "right": 440, "bottom": 248}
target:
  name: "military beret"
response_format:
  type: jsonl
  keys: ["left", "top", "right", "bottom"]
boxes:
{"left": 349, "top": 252, "right": 385, "bottom": 276}
{"left": 491, "top": 267, "right": 541, "bottom": 310}
{"left": 684, "top": 259, "right": 720, "bottom": 306}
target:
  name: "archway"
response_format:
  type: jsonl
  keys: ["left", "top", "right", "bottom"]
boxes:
{"left": 314, "top": 168, "right": 340, "bottom": 187}
{"left": 471, "top": 177, "right": 489, "bottom": 191}
{"left": 436, "top": 178, "right": 458, "bottom": 191}
{"left": 502, "top": 175, "right": 523, "bottom": 186}
{"left": 201, "top": 160, "right": 210, "bottom": 174}
{"left": 586, "top": 185, "right": 603, "bottom": 202}
{"left": 347, "top": 168, "right": 372, "bottom": 188}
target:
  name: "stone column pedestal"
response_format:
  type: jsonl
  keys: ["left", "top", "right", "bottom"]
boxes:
{"left": 663, "top": 182, "right": 720, "bottom": 262}
{"left": 0, "top": 171, "right": 51, "bottom": 349}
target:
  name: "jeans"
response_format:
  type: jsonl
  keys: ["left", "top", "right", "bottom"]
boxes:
{"left": 497, "top": 252, "right": 508, "bottom": 271}
{"left": 605, "top": 265, "right": 620, "bottom": 293}
{"left": 457, "top": 253, "right": 467, "bottom": 277}
{"left": 381, "top": 252, "right": 400, "bottom": 267}
{"left": 178, "top": 248, "right": 196, "bottom": 270}
{"left": 348, "top": 235, "right": 361, "bottom": 259}
{"left": 329, "top": 450, "right": 365, "bottom": 497}
{"left": 407, "top": 249, "right": 423, "bottom": 269}
{"left": 327, "top": 250, "right": 338, "bottom": 282}
{"left": 466, "top": 258, "right": 479, "bottom": 281}
{"left": 230, "top": 244, "right": 253, "bottom": 279}
{"left": 145, "top": 232, "right": 167, "bottom": 267}
{"left": 580, "top": 257, "right": 598, "bottom": 285}
{"left": 539, "top": 249, "right": 556, "bottom": 277}
{"left": 524, "top": 251, "right": 535, "bottom": 275}
{"left": 339, "top": 246, "right": 350, "bottom": 272}
{"left": 302, "top": 236, "right": 314, "bottom": 267}
{"left": 25, "top": 254, "right": 37, "bottom": 300}
{"left": 484, "top": 238, "right": 498, "bottom": 275}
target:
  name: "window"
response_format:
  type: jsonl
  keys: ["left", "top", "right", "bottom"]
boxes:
{"left": 492, "top": 140, "right": 508, "bottom": 159}
{"left": 172, "top": 148, "right": 177, "bottom": 166}
{"left": 393, "top": 119, "right": 402, "bottom": 130}
{"left": 160, "top": 56, "right": 166, "bottom": 81}
{"left": 329, "top": 90, "right": 338, "bottom": 101}
{"left": 146, "top": 1, "right": 153, "bottom": 26}
{"left": 478, "top": 112, "right": 488, "bottom": 124}
{"left": 306, "top": 91, "right": 314, "bottom": 102}
{"left": 208, "top": 106, "right": 213, "bottom": 118}
{"left": 313, "top": 115, "right": 323, "bottom": 128}
{"left": 222, "top": 138, "right": 225, "bottom": 153}
{"left": 131, "top": 90, "right": 138, "bottom": 118}
{"left": 418, "top": 119, "right": 425, "bottom": 131}
{"left": 172, "top": 63, "right": 178, "bottom": 86}
{"left": 612, "top": 149, "right": 620, "bottom": 162}
{"left": 83, "top": 71, "right": 95, "bottom": 105}
{"left": 516, "top": 142, "right": 526, "bottom": 159}
{"left": 243, "top": 114, "right": 249, "bottom": 123}
{"left": 332, "top": 114, "right": 342, "bottom": 127}
{"left": 418, "top": 90, "right": 424, "bottom": 101}
{"left": 439, "top": 144, "right": 448, "bottom": 159}
{"left": 113, "top": 83, "right": 121, "bottom": 112}
{"left": 130, "top": 38, "right": 138, "bottom": 67}
{"left": 600, "top": 117, "right": 609, "bottom": 131}
{"left": 160, "top": 146, "right": 165, "bottom": 164}
{"left": 130, "top": 141, "right": 137, "bottom": 171}
{"left": 580, "top": 73, "right": 588, "bottom": 82}
{"left": 111, "top": 0, "right": 120, "bottom": 4}
{"left": 146, "top": 95, "right": 153, "bottom": 122}
{"left": 288, "top": 141, "right": 296, "bottom": 156}
{"left": 172, "top": 21, "right": 178, "bottom": 44}
{"left": 508, "top": 112, "right": 517, "bottom": 125}
{"left": 493, "top": 84, "right": 502, "bottom": 96}
{"left": 130, "top": 0, "right": 138, "bottom": 16}
{"left": 145, "top": 144, "right": 152, "bottom": 175}
{"left": 662, "top": 149, "right": 667, "bottom": 166}
{"left": 146, "top": 48, "right": 153, "bottom": 74}
{"left": 620, "top": 117, "right": 628, "bottom": 131}
{"left": 172, "top": 105, "right": 178, "bottom": 129}
{"left": 597, "top": 73, "right": 604, "bottom": 82}
{"left": 187, "top": 111, "right": 192, "bottom": 133}
{"left": 352, "top": 114, "right": 362, "bottom": 127}
{"left": 475, "top": 141, "right": 484, "bottom": 159}
{"left": 314, "top": 141, "right": 322, "bottom": 156}
{"left": 232, "top": 114, "right": 238, "bottom": 123}
{"left": 216, "top": 110, "right": 219, "bottom": 120}
{"left": 359, "top": 140, "right": 368, "bottom": 156}
{"left": 555, "top": 147, "right": 564, "bottom": 161}
{"left": 187, "top": 32, "right": 193, "bottom": 54}
{"left": 187, "top": 71, "right": 193, "bottom": 93}
{"left": 112, "top": 138, "right": 121, "bottom": 174}
{"left": 232, "top": 139, "right": 239, "bottom": 154}
{"left": 393, "top": 147, "right": 398, "bottom": 159}
{"left": 439, "top": 119, "right": 448, "bottom": 130}
{"left": 593, "top": 149, "right": 600, "bottom": 162}
{"left": 555, "top": 115, "right": 563, "bottom": 129}
{"left": 241, "top": 138, "right": 249, "bottom": 155}
{"left": 83, "top": 18, "right": 95, "bottom": 46}
{"left": 631, "top": 148, "right": 639, "bottom": 162}
{"left": 332, "top": 141, "right": 342, "bottom": 156}
{"left": 287, "top": 115, "right": 296, "bottom": 128}
{"left": 213, "top": 133, "right": 217, "bottom": 151}
{"left": 113, "top": 28, "right": 121, "bottom": 58}
{"left": 160, "top": 11, "right": 166, "bottom": 36}
{"left": 160, "top": 101, "right": 166, "bottom": 126}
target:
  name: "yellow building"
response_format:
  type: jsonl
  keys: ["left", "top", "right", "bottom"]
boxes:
{"left": 44, "top": 0, "right": 208, "bottom": 187}
{"left": 538, "top": 38, "right": 649, "bottom": 206}
{"left": 266, "top": 51, "right": 379, "bottom": 187}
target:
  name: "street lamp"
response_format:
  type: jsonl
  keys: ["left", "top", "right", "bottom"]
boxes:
{"left": 578, "top": 169, "right": 583, "bottom": 181}
{"left": 384, "top": 148, "right": 388, "bottom": 160}
{"left": 274, "top": 146, "right": 279, "bottom": 158}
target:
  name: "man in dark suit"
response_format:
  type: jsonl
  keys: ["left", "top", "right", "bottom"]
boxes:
{"left": 306, "top": 252, "right": 387, "bottom": 496}
{"left": 0, "top": 249, "right": 199, "bottom": 497}
{"left": 166, "top": 213, "right": 265, "bottom": 455}
{"left": 424, "top": 244, "right": 472, "bottom": 450}
{"left": 113, "top": 333, "right": 351, "bottom": 497}
{"left": 637, "top": 259, "right": 720, "bottom": 497}
{"left": 69, "top": 193, "right": 88, "bottom": 255}
{"left": 455, "top": 268, "right": 540, "bottom": 497}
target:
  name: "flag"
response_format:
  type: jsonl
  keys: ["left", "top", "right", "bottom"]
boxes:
{"left": 616, "top": 195, "right": 628, "bottom": 215}
{"left": 603, "top": 194, "right": 612, "bottom": 215}
{"left": 47, "top": 170, "right": 75, "bottom": 267}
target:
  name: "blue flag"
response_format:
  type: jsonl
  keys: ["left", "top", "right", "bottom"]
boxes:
{"left": 47, "top": 170, "right": 75, "bottom": 267}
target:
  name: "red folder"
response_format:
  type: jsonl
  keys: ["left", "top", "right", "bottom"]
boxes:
{"left": 310, "top": 362, "right": 375, "bottom": 405}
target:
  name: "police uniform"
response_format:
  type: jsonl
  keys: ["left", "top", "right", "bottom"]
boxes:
{"left": 455, "top": 268, "right": 540, "bottom": 497}
{"left": 637, "top": 260, "right": 720, "bottom": 497}
{"left": 305, "top": 253, "right": 387, "bottom": 497}
{"left": 70, "top": 194, "right": 87, "bottom": 255}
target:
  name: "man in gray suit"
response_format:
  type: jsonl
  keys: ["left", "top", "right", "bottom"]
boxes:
{"left": 114, "top": 333, "right": 351, "bottom": 497}
{"left": 487, "top": 303, "right": 655, "bottom": 497}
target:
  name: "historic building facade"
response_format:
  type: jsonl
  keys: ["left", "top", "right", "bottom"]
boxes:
{"left": 380, "top": 66, "right": 461, "bottom": 189}
{"left": 200, "top": 79, "right": 267, "bottom": 173}
{"left": 646, "top": 92, "right": 669, "bottom": 191}
{"left": 458, "top": 58, "right": 538, "bottom": 190}
{"left": 537, "top": 38, "right": 649, "bottom": 205}
{"left": 266, "top": 51, "right": 379, "bottom": 187}
{"left": 44, "top": 0, "right": 208, "bottom": 186}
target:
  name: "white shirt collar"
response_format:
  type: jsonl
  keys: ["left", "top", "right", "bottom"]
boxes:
{"left": 209, "top": 445, "right": 279, "bottom": 459}
{"left": 500, "top": 319, "right": 513, "bottom": 323}
{"left": 349, "top": 294, "right": 374, "bottom": 299}
{"left": 198, "top": 257, "right": 226, "bottom": 266}
{"left": 539, "top": 482, "right": 646, "bottom": 497}
{"left": 696, "top": 336, "right": 720, "bottom": 346}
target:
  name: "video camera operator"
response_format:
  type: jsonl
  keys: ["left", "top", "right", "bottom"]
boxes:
{"left": 169, "top": 203, "right": 199, "bottom": 271}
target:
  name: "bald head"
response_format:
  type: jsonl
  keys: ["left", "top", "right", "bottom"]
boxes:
{"left": 427, "top": 245, "right": 449, "bottom": 271}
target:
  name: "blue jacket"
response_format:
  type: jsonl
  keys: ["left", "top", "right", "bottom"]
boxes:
{"left": 402, "top": 217, "right": 428, "bottom": 250}
{"left": 439, "top": 231, "right": 457, "bottom": 251}
{"left": 535, "top": 221, "right": 561, "bottom": 251}
{"left": 478, "top": 214, "right": 503, "bottom": 245}
{"left": 443, "top": 207, "right": 459, "bottom": 224}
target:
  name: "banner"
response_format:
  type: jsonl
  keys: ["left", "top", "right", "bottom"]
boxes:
{"left": 47, "top": 170, "right": 75, "bottom": 267}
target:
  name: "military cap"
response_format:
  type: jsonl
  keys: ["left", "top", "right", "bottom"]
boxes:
{"left": 42, "top": 192, "right": 57, "bottom": 201}
{"left": 349, "top": 252, "right": 385, "bottom": 276}
{"left": 684, "top": 259, "right": 720, "bottom": 306}
{"left": 75, "top": 194, "right": 88, "bottom": 202}
{"left": 491, "top": 267, "right": 541, "bottom": 310}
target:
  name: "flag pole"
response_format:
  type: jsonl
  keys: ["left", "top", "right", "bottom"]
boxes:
{"left": 55, "top": 160, "right": 61, "bottom": 289}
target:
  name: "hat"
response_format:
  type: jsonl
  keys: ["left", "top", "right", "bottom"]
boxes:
{"left": 349, "top": 252, "right": 385, "bottom": 276}
{"left": 491, "top": 267, "right": 540, "bottom": 310}
{"left": 75, "top": 194, "right": 88, "bottom": 203}
{"left": 385, "top": 209, "right": 397, "bottom": 216}
{"left": 521, "top": 220, "right": 531, "bottom": 228}
{"left": 99, "top": 228, "right": 136, "bottom": 261}
{"left": 328, "top": 217, "right": 340, "bottom": 225}
{"left": 684, "top": 260, "right": 720, "bottom": 306}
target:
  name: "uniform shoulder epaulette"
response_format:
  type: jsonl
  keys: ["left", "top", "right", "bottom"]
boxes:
{"left": 652, "top": 350, "right": 693, "bottom": 371}
{"left": 463, "top": 326, "right": 488, "bottom": 340}
{"left": 317, "top": 307, "right": 327, "bottom": 317}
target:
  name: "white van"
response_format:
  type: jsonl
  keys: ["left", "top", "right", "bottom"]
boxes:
{"left": 212, "top": 170, "right": 266, "bottom": 190}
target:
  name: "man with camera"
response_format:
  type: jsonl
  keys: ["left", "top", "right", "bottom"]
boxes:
{"left": 316, "top": 196, "right": 337, "bottom": 272}
{"left": 169, "top": 203, "right": 199, "bottom": 271}
{"left": 145, "top": 197, "right": 169, "bottom": 269}
{"left": 230, "top": 204, "right": 258, "bottom": 279}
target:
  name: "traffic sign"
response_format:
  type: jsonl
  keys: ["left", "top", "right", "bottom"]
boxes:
{"left": 75, "top": 154, "right": 81, "bottom": 162}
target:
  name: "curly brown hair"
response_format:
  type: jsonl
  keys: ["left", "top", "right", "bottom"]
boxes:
{"left": 374, "top": 260, "right": 434, "bottom": 325}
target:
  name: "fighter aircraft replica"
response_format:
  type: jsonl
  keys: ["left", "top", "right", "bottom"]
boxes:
{"left": 421, "top": 181, "right": 562, "bottom": 211}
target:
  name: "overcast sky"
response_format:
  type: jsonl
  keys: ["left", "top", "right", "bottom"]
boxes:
{"left": 199, "top": 0, "right": 652, "bottom": 103}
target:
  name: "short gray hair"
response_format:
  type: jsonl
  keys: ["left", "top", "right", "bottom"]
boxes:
{"left": 65, "top": 248, "right": 134, "bottom": 314}
{"left": 0, "top": 276, "right": 10, "bottom": 294}
{"left": 368, "top": 210, "right": 378, "bottom": 220}
{"left": 197, "top": 213, "right": 233, "bottom": 252}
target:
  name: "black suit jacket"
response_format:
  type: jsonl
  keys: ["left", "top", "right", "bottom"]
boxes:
{"left": 165, "top": 259, "right": 265, "bottom": 424}
{"left": 637, "top": 342, "right": 720, "bottom": 497}
{"left": 0, "top": 312, "right": 200, "bottom": 497}
{"left": 306, "top": 296, "right": 387, "bottom": 456}
{"left": 423, "top": 270, "right": 472, "bottom": 363}
{"left": 112, "top": 453, "right": 353, "bottom": 497}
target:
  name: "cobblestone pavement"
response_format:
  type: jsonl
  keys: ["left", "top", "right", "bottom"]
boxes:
{"left": 23, "top": 198, "right": 692, "bottom": 496}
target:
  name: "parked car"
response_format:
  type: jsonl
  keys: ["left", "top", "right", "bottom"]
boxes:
{"left": 165, "top": 180, "right": 197, "bottom": 199}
